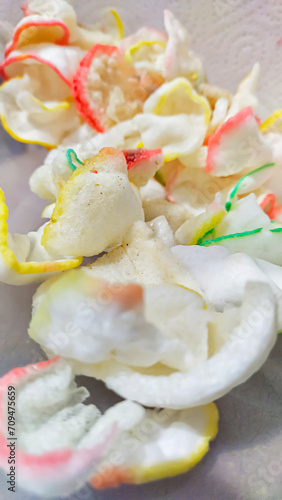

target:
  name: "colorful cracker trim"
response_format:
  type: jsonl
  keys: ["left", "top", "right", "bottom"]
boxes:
{"left": 0, "top": 45, "right": 85, "bottom": 86}
{"left": 4, "top": 19, "right": 70, "bottom": 57}
{"left": 0, "top": 357, "right": 124, "bottom": 497}
{"left": 225, "top": 162, "right": 275, "bottom": 211}
{"left": 260, "top": 193, "right": 282, "bottom": 221}
{"left": 188, "top": 209, "right": 226, "bottom": 246}
{"left": 66, "top": 148, "right": 84, "bottom": 171}
{"left": 0, "top": 51, "right": 72, "bottom": 85}
{"left": 72, "top": 44, "right": 118, "bottom": 132}
{"left": 64, "top": 147, "right": 163, "bottom": 185}
{"left": 145, "top": 77, "right": 211, "bottom": 125}
{"left": 90, "top": 403, "right": 218, "bottom": 488}
{"left": 0, "top": 109, "right": 58, "bottom": 150}
{"left": 206, "top": 106, "right": 261, "bottom": 174}
{"left": 122, "top": 148, "right": 164, "bottom": 186}
{"left": 0, "top": 188, "right": 82, "bottom": 280}
{"left": 260, "top": 109, "right": 282, "bottom": 133}
{"left": 198, "top": 227, "right": 264, "bottom": 246}
{"left": 109, "top": 8, "right": 124, "bottom": 40}
{"left": 125, "top": 39, "right": 166, "bottom": 63}
{"left": 0, "top": 77, "right": 79, "bottom": 149}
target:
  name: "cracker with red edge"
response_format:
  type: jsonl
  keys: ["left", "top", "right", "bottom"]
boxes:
{"left": 4, "top": 19, "right": 70, "bottom": 58}
{"left": 13, "top": 1, "right": 125, "bottom": 51}
{"left": 71, "top": 44, "right": 152, "bottom": 132}
{"left": 0, "top": 357, "right": 144, "bottom": 497}
{"left": 206, "top": 106, "right": 273, "bottom": 176}
{"left": 0, "top": 356, "right": 219, "bottom": 493}
{"left": 0, "top": 43, "right": 85, "bottom": 147}
{"left": 0, "top": 44, "right": 85, "bottom": 88}
{"left": 5, "top": 0, "right": 79, "bottom": 56}
{"left": 123, "top": 148, "right": 164, "bottom": 187}
{"left": 260, "top": 193, "right": 282, "bottom": 221}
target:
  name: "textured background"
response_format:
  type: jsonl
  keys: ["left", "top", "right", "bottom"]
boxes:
{"left": 0, "top": 1, "right": 282, "bottom": 499}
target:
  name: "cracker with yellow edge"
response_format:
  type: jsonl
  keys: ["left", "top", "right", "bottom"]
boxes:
{"left": 41, "top": 148, "right": 144, "bottom": 257}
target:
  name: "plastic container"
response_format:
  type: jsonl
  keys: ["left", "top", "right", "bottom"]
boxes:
{"left": 0, "top": 1, "right": 281, "bottom": 499}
